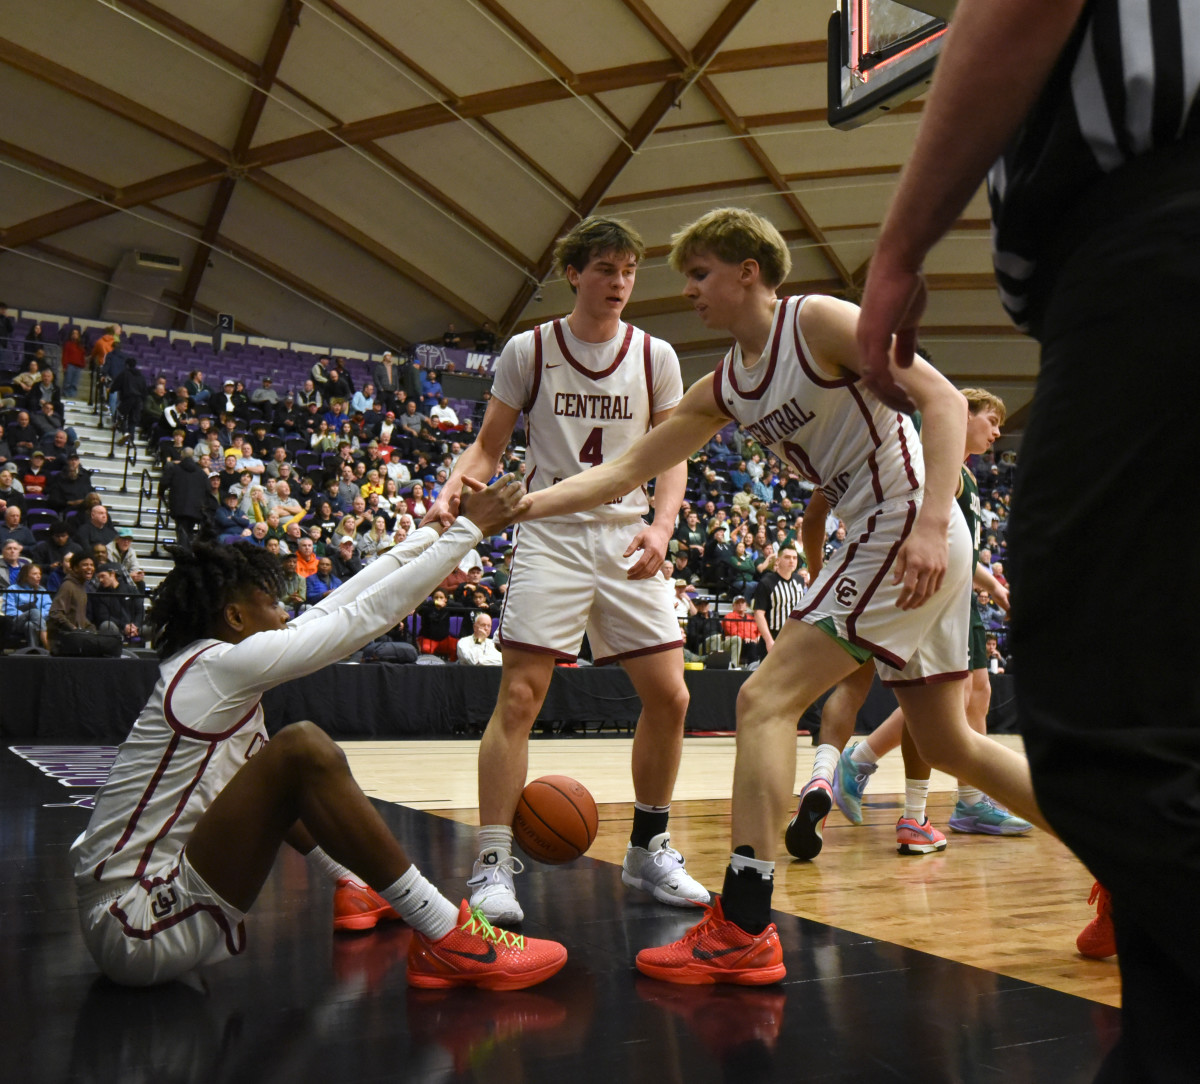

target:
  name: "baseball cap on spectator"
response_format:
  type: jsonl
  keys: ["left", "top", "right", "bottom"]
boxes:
{"left": 694, "top": 595, "right": 714, "bottom": 605}
{"left": 263, "top": 377, "right": 272, "bottom": 384}
{"left": 94, "top": 562, "right": 117, "bottom": 575}
{"left": 732, "top": 594, "right": 747, "bottom": 603}
{"left": 285, "top": 392, "right": 295, "bottom": 400}
{"left": 223, "top": 379, "right": 234, "bottom": 387}
{"left": 116, "top": 527, "right": 134, "bottom": 538}
{"left": 385, "top": 411, "right": 395, "bottom": 419}
{"left": 674, "top": 579, "right": 689, "bottom": 589}
{"left": 67, "top": 451, "right": 81, "bottom": 461}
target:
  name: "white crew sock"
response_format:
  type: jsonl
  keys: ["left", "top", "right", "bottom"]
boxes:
{"left": 904, "top": 778, "right": 930, "bottom": 823}
{"left": 380, "top": 866, "right": 459, "bottom": 941}
{"left": 477, "top": 824, "right": 514, "bottom": 863}
{"left": 307, "top": 845, "right": 362, "bottom": 887}
{"left": 853, "top": 739, "right": 881, "bottom": 767}
{"left": 956, "top": 785, "right": 983, "bottom": 807}
{"left": 811, "top": 744, "right": 840, "bottom": 785}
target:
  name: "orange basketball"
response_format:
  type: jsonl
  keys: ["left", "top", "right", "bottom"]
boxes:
{"left": 512, "top": 775, "right": 599, "bottom": 864}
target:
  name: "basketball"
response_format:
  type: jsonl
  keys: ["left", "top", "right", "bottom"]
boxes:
{"left": 512, "top": 775, "right": 598, "bottom": 864}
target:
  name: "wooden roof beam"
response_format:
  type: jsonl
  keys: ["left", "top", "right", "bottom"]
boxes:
{"left": 0, "top": 162, "right": 224, "bottom": 248}
{"left": 497, "top": 0, "right": 764, "bottom": 335}
{"left": 173, "top": 0, "right": 301, "bottom": 330}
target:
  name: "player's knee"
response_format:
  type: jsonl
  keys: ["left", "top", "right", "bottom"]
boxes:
{"left": 495, "top": 681, "right": 544, "bottom": 733}
{"left": 273, "top": 720, "right": 346, "bottom": 775}
{"left": 736, "top": 677, "right": 778, "bottom": 730}
{"left": 645, "top": 678, "right": 689, "bottom": 726}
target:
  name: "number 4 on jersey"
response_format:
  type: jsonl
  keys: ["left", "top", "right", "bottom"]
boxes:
{"left": 579, "top": 426, "right": 604, "bottom": 466}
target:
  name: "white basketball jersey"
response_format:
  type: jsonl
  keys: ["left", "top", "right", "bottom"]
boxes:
{"left": 490, "top": 318, "right": 683, "bottom": 522}
{"left": 70, "top": 641, "right": 268, "bottom": 889}
{"left": 712, "top": 296, "right": 923, "bottom": 526}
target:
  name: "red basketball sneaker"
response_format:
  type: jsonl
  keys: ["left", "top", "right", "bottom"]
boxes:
{"left": 635, "top": 896, "right": 785, "bottom": 986}
{"left": 1076, "top": 882, "right": 1116, "bottom": 959}
{"left": 407, "top": 901, "right": 568, "bottom": 991}
{"left": 333, "top": 878, "right": 403, "bottom": 932}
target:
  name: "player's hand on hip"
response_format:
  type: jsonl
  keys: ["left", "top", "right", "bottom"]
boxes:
{"left": 458, "top": 473, "right": 525, "bottom": 537}
{"left": 623, "top": 526, "right": 668, "bottom": 580}
{"left": 891, "top": 522, "right": 947, "bottom": 610}
{"left": 857, "top": 258, "right": 926, "bottom": 414}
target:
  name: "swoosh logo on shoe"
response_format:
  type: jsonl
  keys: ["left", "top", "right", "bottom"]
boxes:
{"left": 692, "top": 945, "right": 744, "bottom": 961}
{"left": 445, "top": 944, "right": 498, "bottom": 964}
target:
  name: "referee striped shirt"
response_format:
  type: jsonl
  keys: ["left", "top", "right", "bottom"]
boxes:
{"left": 988, "top": 0, "right": 1200, "bottom": 333}
{"left": 752, "top": 571, "right": 804, "bottom": 637}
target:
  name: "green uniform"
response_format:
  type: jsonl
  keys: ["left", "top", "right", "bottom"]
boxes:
{"left": 956, "top": 465, "right": 988, "bottom": 670}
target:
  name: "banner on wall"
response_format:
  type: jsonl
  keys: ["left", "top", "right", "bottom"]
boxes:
{"left": 413, "top": 343, "right": 500, "bottom": 375}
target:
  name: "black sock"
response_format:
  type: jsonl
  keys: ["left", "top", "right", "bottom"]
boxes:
{"left": 720, "top": 847, "right": 773, "bottom": 935}
{"left": 630, "top": 805, "right": 669, "bottom": 849}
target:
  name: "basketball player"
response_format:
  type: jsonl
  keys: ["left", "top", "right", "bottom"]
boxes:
{"left": 516, "top": 208, "right": 1049, "bottom": 984}
{"left": 424, "top": 217, "right": 707, "bottom": 925}
{"left": 70, "top": 476, "right": 567, "bottom": 990}
{"left": 797, "top": 389, "right": 1031, "bottom": 857}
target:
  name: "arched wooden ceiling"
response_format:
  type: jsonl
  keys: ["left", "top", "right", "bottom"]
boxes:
{"left": 0, "top": 0, "right": 1035, "bottom": 418}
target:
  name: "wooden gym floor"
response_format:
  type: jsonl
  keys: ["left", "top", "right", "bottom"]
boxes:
{"left": 3, "top": 734, "right": 1121, "bottom": 1083}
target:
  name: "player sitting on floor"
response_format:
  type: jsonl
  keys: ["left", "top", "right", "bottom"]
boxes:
{"left": 69, "top": 474, "right": 566, "bottom": 991}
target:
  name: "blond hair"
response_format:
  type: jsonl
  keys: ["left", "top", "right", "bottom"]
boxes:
{"left": 669, "top": 208, "right": 792, "bottom": 288}
{"left": 553, "top": 217, "right": 645, "bottom": 281}
{"left": 960, "top": 387, "right": 1007, "bottom": 426}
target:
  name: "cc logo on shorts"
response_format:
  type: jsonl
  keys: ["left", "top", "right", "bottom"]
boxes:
{"left": 835, "top": 576, "right": 859, "bottom": 605}
{"left": 151, "top": 887, "right": 178, "bottom": 919}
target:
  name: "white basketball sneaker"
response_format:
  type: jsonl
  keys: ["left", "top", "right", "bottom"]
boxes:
{"left": 467, "top": 851, "right": 525, "bottom": 925}
{"left": 621, "top": 832, "right": 711, "bottom": 907}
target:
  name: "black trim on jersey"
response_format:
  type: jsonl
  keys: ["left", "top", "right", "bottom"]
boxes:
{"left": 552, "top": 319, "right": 633, "bottom": 380}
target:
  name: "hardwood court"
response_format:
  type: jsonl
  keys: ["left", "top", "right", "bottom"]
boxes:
{"left": 344, "top": 733, "right": 1121, "bottom": 1008}
{"left": 3, "top": 740, "right": 1119, "bottom": 1083}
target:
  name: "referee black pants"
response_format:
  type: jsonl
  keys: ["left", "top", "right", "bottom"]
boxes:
{"left": 1010, "top": 168, "right": 1200, "bottom": 1081}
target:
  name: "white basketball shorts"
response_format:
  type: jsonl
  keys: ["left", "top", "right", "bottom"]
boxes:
{"left": 78, "top": 851, "right": 247, "bottom": 986}
{"left": 497, "top": 517, "right": 683, "bottom": 664}
{"left": 794, "top": 497, "right": 972, "bottom": 685}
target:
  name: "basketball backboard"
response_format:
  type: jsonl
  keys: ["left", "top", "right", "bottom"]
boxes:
{"left": 827, "top": 0, "right": 954, "bottom": 130}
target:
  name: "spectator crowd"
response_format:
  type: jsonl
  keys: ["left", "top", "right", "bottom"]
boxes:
{"left": 0, "top": 310, "right": 1018, "bottom": 668}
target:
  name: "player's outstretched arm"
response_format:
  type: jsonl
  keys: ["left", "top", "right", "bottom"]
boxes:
{"left": 519, "top": 380, "right": 726, "bottom": 522}
{"left": 210, "top": 476, "right": 526, "bottom": 697}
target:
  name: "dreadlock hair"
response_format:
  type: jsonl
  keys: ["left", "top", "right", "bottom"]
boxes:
{"left": 150, "top": 541, "right": 287, "bottom": 660}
